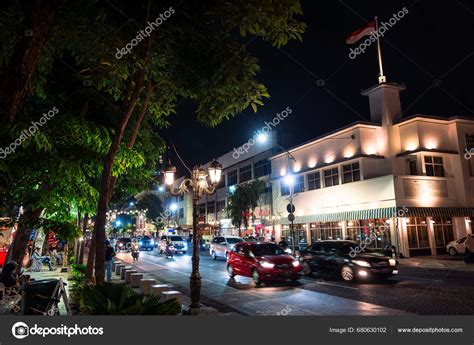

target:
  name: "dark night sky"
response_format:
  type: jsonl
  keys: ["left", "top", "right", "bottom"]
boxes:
{"left": 163, "top": 0, "right": 474, "bottom": 169}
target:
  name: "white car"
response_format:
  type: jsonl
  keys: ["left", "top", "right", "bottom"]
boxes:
{"left": 159, "top": 235, "right": 188, "bottom": 254}
{"left": 446, "top": 235, "right": 473, "bottom": 255}
{"left": 210, "top": 236, "right": 244, "bottom": 260}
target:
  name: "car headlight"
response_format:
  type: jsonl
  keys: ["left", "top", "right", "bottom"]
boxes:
{"left": 389, "top": 259, "right": 396, "bottom": 267}
{"left": 260, "top": 261, "right": 275, "bottom": 269}
{"left": 139, "top": 241, "right": 143, "bottom": 245}
{"left": 292, "top": 260, "right": 300, "bottom": 267}
{"left": 118, "top": 243, "right": 123, "bottom": 247}
{"left": 150, "top": 240, "right": 154, "bottom": 245}
{"left": 183, "top": 243, "right": 187, "bottom": 249}
{"left": 352, "top": 260, "right": 371, "bottom": 268}
{"left": 284, "top": 248, "right": 292, "bottom": 254}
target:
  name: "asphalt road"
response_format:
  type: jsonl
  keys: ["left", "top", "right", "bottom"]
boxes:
{"left": 116, "top": 248, "right": 474, "bottom": 315}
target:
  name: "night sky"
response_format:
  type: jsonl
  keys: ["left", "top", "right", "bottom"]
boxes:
{"left": 163, "top": 0, "right": 474, "bottom": 170}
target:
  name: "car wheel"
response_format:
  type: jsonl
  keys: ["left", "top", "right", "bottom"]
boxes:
{"left": 227, "top": 264, "right": 235, "bottom": 278}
{"left": 252, "top": 268, "right": 262, "bottom": 285}
{"left": 341, "top": 266, "right": 355, "bottom": 282}
{"left": 302, "top": 261, "right": 312, "bottom": 276}
{"left": 212, "top": 251, "right": 217, "bottom": 260}
{"left": 448, "top": 247, "right": 457, "bottom": 256}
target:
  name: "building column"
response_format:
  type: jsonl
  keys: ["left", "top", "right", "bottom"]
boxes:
{"left": 305, "top": 223, "right": 311, "bottom": 246}
{"left": 427, "top": 217, "right": 437, "bottom": 255}
{"left": 453, "top": 217, "right": 469, "bottom": 238}
{"left": 398, "top": 217, "right": 410, "bottom": 258}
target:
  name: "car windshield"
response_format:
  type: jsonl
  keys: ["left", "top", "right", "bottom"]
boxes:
{"left": 142, "top": 236, "right": 151, "bottom": 240}
{"left": 170, "top": 236, "right": 183, "bottom": 241}
{"left": 250, "top": 243, "right": 284, "bottom": 256}
{"left": 226, "top": 238, "right": 243, "bottom": 244}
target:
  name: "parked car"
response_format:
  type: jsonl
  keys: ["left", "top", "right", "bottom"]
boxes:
{"left": 210, "top": 236, "right": 244, "bottom": 260}
{"left": 227, "top": 242, "right": 301, "bottom": 285}
{"left": 446, "top": 235, "right": 473, "bottom": 256}
{"left": 138, "top": 236, "right": 155, "bottom": 251}
{"left": 115, "top": 237, "right": 131, "bottom": 252}
{"left": 300, "top": 240, "right": 398, "bottom": 282}
{"left": 159, "top": 235, "right": 187, "bottom": 254}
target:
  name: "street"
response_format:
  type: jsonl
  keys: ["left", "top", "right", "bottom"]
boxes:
{"left": 116, "top": 249, "right": 474, "bottom": 316}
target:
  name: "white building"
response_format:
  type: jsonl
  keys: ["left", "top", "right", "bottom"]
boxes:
{"left": 270, "top": 82, "right": 474, "bottom": 257}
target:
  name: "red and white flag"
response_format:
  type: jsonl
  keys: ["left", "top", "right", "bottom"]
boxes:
{"left": 346, "top": 20, "right": 376, "bottom": 44}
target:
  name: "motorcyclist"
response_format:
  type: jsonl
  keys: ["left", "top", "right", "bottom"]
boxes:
{"left": 165, "top": 239, "right": 174, "bottom": 258}
{"left": 131, "top": 241, "right": 140, "bottom": 261}
{"left": 278, "top": 236, "right": 289, "bottom": 248}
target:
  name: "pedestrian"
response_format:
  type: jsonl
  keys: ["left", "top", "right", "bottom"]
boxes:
{"left": 464, "top": 234, "right": 474, "bottom": 263}
{"left": 31, "top": 247, "right": 54, "bottom": 271}
{"left": 104, "top": 240, "right": 115, "bottom": 281}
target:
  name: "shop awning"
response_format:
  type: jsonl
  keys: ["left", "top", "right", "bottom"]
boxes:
{"left": 279, "top": 207, "right": 474, "bottom": 224}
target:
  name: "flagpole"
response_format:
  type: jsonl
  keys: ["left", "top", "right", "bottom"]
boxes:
{"left": 374, "top": 16, "right": 386, "bottom": 83}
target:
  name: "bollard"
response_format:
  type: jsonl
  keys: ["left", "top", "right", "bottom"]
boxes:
{"left": 140, "top": 279, "right": 156, "bottom": 295}
{"left": 125, "top": 270, "right": 137, "bottom": 283}
{"left": 115, "top": 264, "right": 125, "bottom": 276}
{"left": 160, "top": 290, "right": 183, "bottom": 304}
{"left": 150, "top": 284, "right": 174, "bottom": 297}
{"left": 130, "top": 273, "right": 144, "bottom": 287}
{"left": 120, "top": 266, "right": 133, "bottom": 279}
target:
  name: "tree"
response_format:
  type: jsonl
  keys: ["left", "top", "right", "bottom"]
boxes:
{"left": 0, "top": 0, "right": 306, "bottom": 284}
{"left": 226, "top": 180, "right": 266, "bottom": 236}
{"left": 136, "top": 192, "right": 164, "bottom": 227}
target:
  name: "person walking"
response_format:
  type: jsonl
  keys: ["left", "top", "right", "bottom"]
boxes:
{"left": 104, "top": 240, "right": 115, "bottom": 281}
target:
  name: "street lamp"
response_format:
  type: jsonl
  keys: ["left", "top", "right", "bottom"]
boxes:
{"left": 164, "top": 159, "right": 222, "bottom": 309}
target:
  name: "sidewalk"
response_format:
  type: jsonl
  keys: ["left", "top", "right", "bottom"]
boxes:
{"left": 399, "top": 255, "right": 474, "bottom": 272}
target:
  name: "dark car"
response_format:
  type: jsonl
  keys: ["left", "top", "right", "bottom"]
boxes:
{"left": 301, "top": 240, "right": 398, "bottom": 282}
{"left": 227, "top": 242, "right": 301, "bottom": 285}
{"left": 138, "top": 236, "right": 155, "bottom": 251}
{"left": 115, "top": 237, "right": 132, "bottom": 252}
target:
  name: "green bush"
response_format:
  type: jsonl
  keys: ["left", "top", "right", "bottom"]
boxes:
{"left": 80, "top": 283, "right": 181, "bottom": 315}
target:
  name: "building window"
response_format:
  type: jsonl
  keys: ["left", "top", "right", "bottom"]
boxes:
{"left": 323, "top": 167, "right": 339, "bottom": 187}
{"left": 407, "top": 158, "right": 417, "bottom": 175}
{"left": 424, "top": 156, "right": 444, "bottom": 177}
{"left": 216, "top": 200, "right": 226, "bottom": 212}
{"left": 293, "top": 175, "right": 305, "bottom": 193}
{"left": 199, "top": 204, "right": 206, "bottom": 216}
{"left": 342, "top": 162, "right": 360, "bottom": 183}
{"left": 207, "top": 201, "right": 215, "bottom": 215}
{"left": 407, "top": 217, "right": 430, "bottom": 251}
{"left": 432, "top": 217, "right": 454, "bottom": 248}
{"left": 254, "top": 159, "right": 271, "bottom": 178}
{"left": 346, "top": 219, "right": 391, "bottom": 248}
{"left": 262, "top": 185, "right": 272, "bottom": 194}
{"left": 280, "top": 182, "right": 290, "bottom": 196}
{"left": 239, "top": 165, "right": 252, "bottom": 182}
{"left": 465, "top": 133, "right": 474, "bottom": 150}
{"left": 178, "top": 208, "right": 184, "bottom": 219}
{"left": 227, "top": 169, "right": 237, "bottom": 186}
{"left": 311, "top": 222, "right": 343, "bottom": 241}
{"left": 307, "top": 172, "right": 321, "bottom": 190}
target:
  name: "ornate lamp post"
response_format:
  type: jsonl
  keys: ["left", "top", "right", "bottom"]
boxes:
{"left": 163, "top": 159, "right": 222, "bottom": 309}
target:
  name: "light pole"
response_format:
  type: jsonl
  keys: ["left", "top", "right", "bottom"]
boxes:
{"left": 163, "top": 159, "right": 222, "bottom": 309}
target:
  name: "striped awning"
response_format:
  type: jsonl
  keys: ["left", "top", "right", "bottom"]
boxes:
{"left": 279, "top": 207, "right": 474, "bottom": 225}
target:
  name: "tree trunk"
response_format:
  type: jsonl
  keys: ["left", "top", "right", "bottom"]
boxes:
{"left": 79, "top": 215, "right": 88, "bottom": 264}
{"left": 85, "top": 229, "right": 96, "bottom": 282}
{"left": 0, "top": 0, "right": 63, "bottom": 123}
{"left": 8, "top": 208, "right": 43, "bottom": 266}
{"left": 94, "top": 5, "right": 153, "bottom": 285}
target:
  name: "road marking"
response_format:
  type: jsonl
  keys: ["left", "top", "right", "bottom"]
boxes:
{"left": 396, "top": 275, "right": 443, "bottom": 283}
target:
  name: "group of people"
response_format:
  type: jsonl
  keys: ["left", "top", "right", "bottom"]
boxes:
{"left": 28, "top": 247, "right": 63, "bottom": 272}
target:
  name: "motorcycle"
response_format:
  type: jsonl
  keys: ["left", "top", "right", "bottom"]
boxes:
{"left": 165, "top": 243, "right": 175, "bottom": 258}
{"left": 131, "top": 244, "right": 140, "bottom": 261}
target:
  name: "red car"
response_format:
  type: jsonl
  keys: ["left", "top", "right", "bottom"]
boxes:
{"left": 227, "top": 242, "right": 301, "bottom": 284}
